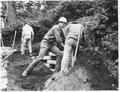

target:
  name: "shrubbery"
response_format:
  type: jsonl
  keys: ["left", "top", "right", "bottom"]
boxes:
{"left": 2, "top": 0, "right": 118, "bottom": 60}
{"left": 2, "top": 19, "right": 49, "bottom": 46}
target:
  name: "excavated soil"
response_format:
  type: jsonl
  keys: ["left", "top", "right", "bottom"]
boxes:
{"left": 5, "top": 49, "right": 118, "bottom": 91}
{"left": 6, "top": 51, "right": 53, "bottom": 91}
{"left": 44, "top": 61, "right": 118, "bottom": 90}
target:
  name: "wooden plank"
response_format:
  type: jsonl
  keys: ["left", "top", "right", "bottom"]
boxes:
{"left": 49, "top": 52, "right": 55, "bottom": 56}
{"left": 41, "top": 59, "right": 47, "bottom": 63}
{"left": 43, "top": 56, "right": 56, "bottom": 60}
{"left": 1, "top": 47, "right": 11, "bottom": 50}
{"left": 41, "top": 59, "right": 56, "bottom": 65}
{"left": 44, "top": 63, "right": 50, "bottom": 67}
{"left": 2, "top": 49, "right": 17, "bottom": 62}
{"left": 47, "top": 60, "right": 56, "bottom": 64}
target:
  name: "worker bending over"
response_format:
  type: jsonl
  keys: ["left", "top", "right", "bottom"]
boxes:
{"left": 60, "top": 22, "right": 84, "bottom": 73}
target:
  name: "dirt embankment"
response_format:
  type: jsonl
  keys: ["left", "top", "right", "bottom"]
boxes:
{"left": 44, "top": 56, "right": 118, "bottom": 90}
{"left": 5, "top": 49, "right": 118, "bottom": 91}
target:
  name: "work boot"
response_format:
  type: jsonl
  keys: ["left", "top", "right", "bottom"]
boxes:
{"left": 22, "top": 70, "right": 28, "bottom": 77}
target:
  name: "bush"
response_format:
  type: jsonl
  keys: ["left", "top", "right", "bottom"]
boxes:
{"left": 1, "top": 19, "right": 49, "bottom": 46}
{"left": 75, "top": 13, "right": 108, "bottom": 47}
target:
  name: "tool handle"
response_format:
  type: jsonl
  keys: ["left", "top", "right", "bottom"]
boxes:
{"left": 12, "top": 30, "right": 17, "bottom": 50}
{"left": 72, "top": 26, "right": 83, "bottom": 67}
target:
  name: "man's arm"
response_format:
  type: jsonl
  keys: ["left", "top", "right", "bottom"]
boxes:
{"left": 63, "top": 24, "right": 70, "bottom": 38}
{"left": 55, "top": 30, "right": 65, "bottom": 50}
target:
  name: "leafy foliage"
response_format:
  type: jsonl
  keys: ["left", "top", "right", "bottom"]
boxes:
{"left": 1, "top": 0, "right": 118, "bottom": 60}
{"left": 2, "top": 20, "right": 48, "bottom": 45}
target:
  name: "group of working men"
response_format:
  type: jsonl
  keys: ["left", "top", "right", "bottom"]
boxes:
{"left": 21, "top": 17, "right": 85, "bottom": 77}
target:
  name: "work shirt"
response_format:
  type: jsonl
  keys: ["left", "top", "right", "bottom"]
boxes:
{"left": 41, "top": 25, "right": 64, "bottom": 48}
{"left": 64, "top": 24, "right": 84, "bottom": 41}
{"left": 22, "top": 24, "right": 34, "bottom": 39}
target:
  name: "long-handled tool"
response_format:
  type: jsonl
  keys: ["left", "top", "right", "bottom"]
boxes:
{"left": 12, "top": 30, "right": 17, "bottom": 50}
{"left": 71, "top": 27, "right": 83, "bottom": 67}
{"left": 2, "top": 30, "right": 17, "bottom": 62}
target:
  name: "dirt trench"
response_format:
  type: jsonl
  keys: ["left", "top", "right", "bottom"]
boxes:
{"left": 5, "top": 50, "right": 118, "bottom": 91}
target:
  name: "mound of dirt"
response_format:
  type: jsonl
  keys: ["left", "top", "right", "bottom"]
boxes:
{"left": 5, "top": 49, "right": 118, "bottom": 91}
{"left": 43, "top": 63, "right": 118, "bottom": 91}
{"left": 6, "top": 51, "right": 53, "bottom": 91}
{"left": 44, "top": 66, "right": 92, "bottom": 91}
{"left": 43, "top": 49, "right": 118, "bottom": 91}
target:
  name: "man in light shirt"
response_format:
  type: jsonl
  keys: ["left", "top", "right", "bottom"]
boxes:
{"left": 60, "top": 22, "right": 85, "bottom": 73}
{"left": 21, "top": 22, "right": 34, "bottom": 55}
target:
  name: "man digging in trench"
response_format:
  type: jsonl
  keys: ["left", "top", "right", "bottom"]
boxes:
{"left": 60, "top": 22, "right": 85, "bottom": 73}
{"left": 22, "top": 17, "right": 67, "bottom": 77}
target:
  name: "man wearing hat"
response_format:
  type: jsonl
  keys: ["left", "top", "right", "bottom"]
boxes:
{"left": 22, "top": 17, "right": 67, "bottom": 77}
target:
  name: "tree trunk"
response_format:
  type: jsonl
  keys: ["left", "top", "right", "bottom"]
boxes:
{"left": 6, "top": 1, "right": 16, "bottom": 26}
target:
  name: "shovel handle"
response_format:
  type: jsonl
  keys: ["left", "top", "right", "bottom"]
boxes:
{"left": 12, "top": 30, "right": 17, "bottom": 50}
{"left": 72, "top": 26, "right": 83, "bottom": 67}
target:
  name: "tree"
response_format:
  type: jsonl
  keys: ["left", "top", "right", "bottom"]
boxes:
{"left": 6, "top": 1, "right": 16, "bottom": 26}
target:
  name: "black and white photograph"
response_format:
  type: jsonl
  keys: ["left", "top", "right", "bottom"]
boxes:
{"left": 0, "top": 0, "right": 118, "bottom": 91}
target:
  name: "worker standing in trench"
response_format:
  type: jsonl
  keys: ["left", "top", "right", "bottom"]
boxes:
{"left": 22, "top": 17, "right": 67, "bottom": 77}
{"left": 21, "top": 22, "right": 34, "bottom": 56}
{"left": 60, "top": 22, "right": 85, "bottom": 73}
